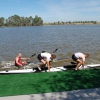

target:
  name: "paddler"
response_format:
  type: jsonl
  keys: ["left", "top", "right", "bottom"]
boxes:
{"left": 72, "top": 52, "right": 89, "bottom": 70}
{"left": 37, "top": 52, "right": 56, "bottom": 71}
{"left": 15, "top": 53, "right": 30, "bottom": 68}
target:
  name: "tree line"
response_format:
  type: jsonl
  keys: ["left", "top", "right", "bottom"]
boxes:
{"left": 0, "top": 15, "right": 43, "bottom": 27}
{"left": 44, "top": 21, "right": 97, "bottom": 25}
{"left": 0, "top": 15, "right": 98, "bottom": 27}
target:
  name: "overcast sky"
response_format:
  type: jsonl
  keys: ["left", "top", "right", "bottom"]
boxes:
{"left": 0, "top": 0, "right": 100, "bottom": 22}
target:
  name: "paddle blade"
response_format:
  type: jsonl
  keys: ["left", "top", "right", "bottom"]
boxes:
{"left": 53, "top": 48, "right": 58, "bottom": 53}
{"left": 30, "top": 53, "right": 36, "bottom": 58}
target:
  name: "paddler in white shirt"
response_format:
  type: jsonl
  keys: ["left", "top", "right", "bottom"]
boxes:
{"left": 72, "top": 52, "right": 89, "bottom": 70}
{"left": 37, "top": 52, "right": 56, "bottom": 72}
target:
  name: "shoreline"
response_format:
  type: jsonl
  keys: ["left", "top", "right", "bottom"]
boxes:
{"left": 0, "top": 23, "right": 100, "bottom": 28}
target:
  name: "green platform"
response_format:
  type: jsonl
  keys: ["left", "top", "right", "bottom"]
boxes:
{"left": 0, "top": 69, "right": 100, "bottom": 97}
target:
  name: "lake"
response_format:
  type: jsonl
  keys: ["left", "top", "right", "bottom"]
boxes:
{"left": 0, "top": 25, "right": 100, "bottom": 65}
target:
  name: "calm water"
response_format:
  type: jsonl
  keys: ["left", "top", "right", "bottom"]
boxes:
{"left": 0, "top": 25, "right": 100, "bottom": 63}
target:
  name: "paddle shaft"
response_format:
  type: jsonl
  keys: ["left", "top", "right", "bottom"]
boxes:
{"left": 27, "top": 53, "right": 36, "bottom": 64}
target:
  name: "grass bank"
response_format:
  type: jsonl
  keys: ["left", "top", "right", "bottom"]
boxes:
{"left": 0, "top": 69, "right": 100, "bottom": 97}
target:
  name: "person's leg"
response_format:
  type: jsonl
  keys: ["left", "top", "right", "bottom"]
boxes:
{"left": 72, "top": 54, "right": 77, "bottom": 62}
{"left": 15, "top": 63, "right": 23, "bottom": 70}
{"left": 72, "top": 54, "right": 78, "bottom": 67}
{"left": 37, "top": 54, "right": 43, "bottom": 70}
{"left": 37, "top": 59, "right": 46, "bottom": 70}
{"left": 75, "top": 59, "right": 82, "bottom": 70}
{"left": 22, "top": 61, "right": 28, "bottom": 65}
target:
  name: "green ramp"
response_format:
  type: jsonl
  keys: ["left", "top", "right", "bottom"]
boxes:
{"left": 0, "top": 69, "right": 100, "bottom": 97}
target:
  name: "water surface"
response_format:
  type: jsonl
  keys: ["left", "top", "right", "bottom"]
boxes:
{"left": 0, "top": 25, "right": 100, "bottom": 65}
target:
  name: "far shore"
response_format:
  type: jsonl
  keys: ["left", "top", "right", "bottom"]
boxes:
{"left": 43, "top": 22, "right": 100, "bottom": 26}
{"left": 0, "top": 22, "right": 100, "bottom": 28}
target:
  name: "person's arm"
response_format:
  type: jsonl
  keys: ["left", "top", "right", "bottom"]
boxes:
{"left": 79, "top": 57, "right": 85, "bottom": 69}
{"left": 82, "top": 61, "right": 85, "bottom": 69}
{"left": 21, "top": 57, "right": 30, "bottom": 60}
{"left": 82, "top": 55, "right": 85, "bottom": 69}
{"left": 47, "top": 61, "right": 50, "bottom": 72}
{"left": 46, "top": 55, "right": 52, "bottom": 71}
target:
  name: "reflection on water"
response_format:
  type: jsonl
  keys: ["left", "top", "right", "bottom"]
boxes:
{"left": 0, "top": 25, "right": 100, "bottom": 65}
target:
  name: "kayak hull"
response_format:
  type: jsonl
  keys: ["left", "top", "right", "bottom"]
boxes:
{"left": 0, "top": 64, "right": 100, "bottom": 74}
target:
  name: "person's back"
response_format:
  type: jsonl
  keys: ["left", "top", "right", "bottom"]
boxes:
{"left": 15, "top": 53, "right": 23, "bottom": 66}
{"left": 74, "top": 52, "right": 85, "bottom": 61}
{"left": 41, "top": 52, "right": 51, "bottom": 61}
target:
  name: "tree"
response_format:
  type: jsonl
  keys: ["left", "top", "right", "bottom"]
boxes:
{"left": 58, "top": 21, "right": 60, "bottom": 25}
{"left": 0, "top": 17, "right": 5, "bottom": 26}
{"left": 33, "top": 15, "right": 39, "bottom": 25}
{"left": 0, "top": 15, "right": 43, "bottom": 27}
{"left": 38, "top": 17, "right": 43, "bottom": 25}
{"left": 62, "top": 21, "right": 64, "bottom": 25}
{"left": 29, "top": 16, "right": 33, "bottom": 26}
{"left": 33, "top": 15, "right": 43, "bottom": 26}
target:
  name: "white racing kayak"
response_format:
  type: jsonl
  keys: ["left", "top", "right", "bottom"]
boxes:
{"left": 78, "top": 64, "right": 100, "bottom": 70}
{"left": 0, "top": 69, "right": 36, "bottom": 74}
{"left": 0, "top": 66, "right": 66, "bottom": 74}
{"left": 0, "top": 64, "right": 100, "bottom": 74}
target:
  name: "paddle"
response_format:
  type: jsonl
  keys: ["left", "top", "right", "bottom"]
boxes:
{"left": 27, "top": 53, "right": 36, "bottom": 64}
{"left": 30, "top": 53, "right": 36, "bottom": 58}
{"left": 52, "top": 48, "right": 58, "bottom": 53}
